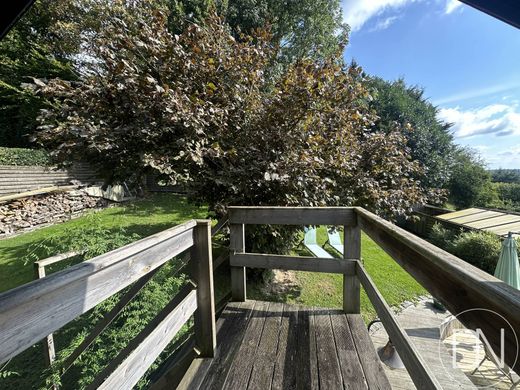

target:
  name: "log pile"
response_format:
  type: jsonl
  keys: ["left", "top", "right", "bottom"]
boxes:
{"left": 0, "top": 189, "right": 109, "bottom": 236}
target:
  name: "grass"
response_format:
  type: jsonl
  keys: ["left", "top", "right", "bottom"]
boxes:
{"left": 249, "top": 226, "right": 427, "bottom": 322}
{"left": 0, "top": 193, "right": 208, "bottom": 293}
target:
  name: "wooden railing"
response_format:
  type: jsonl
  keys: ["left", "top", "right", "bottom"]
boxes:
{"left": 0, "top": 219, "right": 215, "bottom": 389}
{"left": 1, "top": 206, "right": 519, "bottom": 389}
{"left": 229, "top": 206, "right": 520, "bottom": 390}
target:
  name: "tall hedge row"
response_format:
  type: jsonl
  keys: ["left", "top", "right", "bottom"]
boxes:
{"left": 0, "top": 147, "right": 51, "bottom": 166}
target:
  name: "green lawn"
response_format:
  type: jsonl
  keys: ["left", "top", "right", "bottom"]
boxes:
{"left": 0, "top": 193, "right": 208, "bottom": 293}
{"left": 249, "top": 226, "right": 427, "bottom": 322}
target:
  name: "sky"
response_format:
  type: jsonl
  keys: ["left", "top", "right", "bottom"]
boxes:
{"left": 341, "top": 0, "right": 520, "bottom": 169}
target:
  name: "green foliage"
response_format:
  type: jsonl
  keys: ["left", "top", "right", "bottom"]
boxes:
{"left": 0, "top": 0, "right": 81, "bottom": 147}
{"left": 428, "top": 224, "right": 502, "bottom": 274}
{"left": 490, "top": 168, "right": 520, "bottom": 184}
{"left": 44, "top": 264, "right": 189, "bottom": 389}
{"left": 223, "top": 0, "right": 348, "bottom": 67}
{"left": 168, "top": 0, "right": 348, "bottom": 68}
{"left": 428, "top": 222, "right": 458, "bottom": 250}
{"left": 448, "top": 148, "right": 496, "bottom": 208}
{"left": 368, "top": 77, "right": 454, "bottom": 193}
{"left": 0, "top": 147, "right": 51, "bottom": 166}
{"left": 450, "top": 231, "right": 502, "bottom": 274}
{"left": 494, "top": 182, "right": 520, "bottom": 204}
{"left": 35, "top": 8, "right": 432, "bottom": 225}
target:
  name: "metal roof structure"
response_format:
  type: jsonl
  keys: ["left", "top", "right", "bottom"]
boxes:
{"left": 436, "top": 208, "right": 520, "bottom": 237}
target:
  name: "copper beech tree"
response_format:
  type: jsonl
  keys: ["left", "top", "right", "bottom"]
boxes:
{"left": 35, "top": 3, "right": 440, "bottom": 221}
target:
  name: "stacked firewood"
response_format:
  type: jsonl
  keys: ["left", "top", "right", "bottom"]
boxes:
{"left": 0, "top": 190, "right": 109, "bottom": 236}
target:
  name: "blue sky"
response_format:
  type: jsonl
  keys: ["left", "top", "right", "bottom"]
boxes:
{"left": 341, "top": 0, "right": 520, "bottom": 169}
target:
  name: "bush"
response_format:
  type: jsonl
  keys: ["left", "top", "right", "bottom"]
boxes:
{"left": 494, "top": 182, "right": 520, "bottom": 204}
{"left": 428, "top": 224, "right": 502, "bottom": 274}
{"left": 450, "top": 231, "right": 502, "bottom": 274}
{"left": 428, "top": 223, "right": 458, "bottom": 251}
{"left": 0, "top": 147, "right": 51, "bottom": 166}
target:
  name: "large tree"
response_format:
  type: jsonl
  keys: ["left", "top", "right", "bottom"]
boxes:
{"left": 0, "top": 0, "right": 112, "bottom": 147}
{"left": 35, "top": 4, "right": 431, "bottom": 220}
{"left": 449, "top": 148, "right": 497, "bottom": 208}
{"left": 368, "top": 77, "right": 454, "bottom": 192}
{"left": 168, "top": 0, "right": 348, "bottom": 66}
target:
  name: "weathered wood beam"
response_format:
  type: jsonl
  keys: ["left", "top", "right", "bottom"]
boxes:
{"left": 34, "top": 251, "right": 82, "bottom": 269}
{"left": 230, "top": 223, "right": 246, "bottom": 301}
{"left": 228, "top": 206, "right": 356, "bottom": 226}
{"left": 0, "top": 220, "right": 197, "bottom": 365}
{"left": 61, "top": 265, "right": 163, "bottom": 372}
{"left": 231, "top": 253, "right": 356, "bottom": 274}
{"left": 343, "top": 221, "right": 361, "bottom": 314}
{"left": 356, "top": 261, "right": 442, "bottom": 389}
{"left": 191, "top": 220, "right": 216, "bottom": 358}
{"left": 356, "top": 207, "right": 520, "bottom": 372}
{"left": 88, "top": 285, "right": 198, "bottom": 390}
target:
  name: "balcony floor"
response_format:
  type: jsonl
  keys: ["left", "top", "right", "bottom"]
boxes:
{"left": 178, "top": 300, "right": 391, "bottom": 389}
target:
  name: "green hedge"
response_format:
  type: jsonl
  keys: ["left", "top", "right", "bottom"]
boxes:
{"left": 0, "top": 147, "right": 51, "bottom": 166}
{"left": 428, "top": 223, "right": 520, "bottom": 274}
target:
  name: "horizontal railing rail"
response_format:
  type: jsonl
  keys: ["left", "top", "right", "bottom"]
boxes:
{"left": 0, "top": 219, "right": 216, "bottom": 390}
{"left": 356, "top": 261, "right": 441, "bottom": 389}
{"left": 230, "top": 253, "right": 356, "bottom": 274}
{"left": 356, "top": 207, "right": 520, "bottom": 373}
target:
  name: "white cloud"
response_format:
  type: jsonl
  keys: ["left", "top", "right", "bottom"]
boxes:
{"left": 341, "top": 0, "right": 416, "bottom": 32}
{"left": 444, "top": 0, "right": 462, "bottom": 14}
{"left": 434, "top": 82, "right": 520, "bottom": 105}
{"left": 369, "top": 16, "right": 401, "bottom": 32}
{"left": 497, "top": 145, "right": 520, "bottom": 157}
{"left": 438, "top": 104, "right": 520, "bottom": 138}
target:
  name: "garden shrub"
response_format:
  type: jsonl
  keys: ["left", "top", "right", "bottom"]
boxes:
{"left": 0, "top": 147, "right": 51, "bottom": 166}
{"left": 428, "top": 223, "right": 458, "bottom": 252}
{"left": 450, "top": 231, "right": 502, "bottom": 274}
{"left": 428, "top": 223, "right": 502, "bottom": 274}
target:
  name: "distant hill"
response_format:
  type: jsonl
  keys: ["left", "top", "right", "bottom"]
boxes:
{"left": 489, "top": 169, "right": 520, "bottom": 183}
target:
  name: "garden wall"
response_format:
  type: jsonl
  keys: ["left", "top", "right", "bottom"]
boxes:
{"left": 0, "top": 164, "right": 99, "bottom": 196}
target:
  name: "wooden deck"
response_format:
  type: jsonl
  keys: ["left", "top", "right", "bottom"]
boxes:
{"left": 178, "top": 300, "right": 391, "bottom": 389}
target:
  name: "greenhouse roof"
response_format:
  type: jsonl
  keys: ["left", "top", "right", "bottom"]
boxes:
{"left": 436, "top": 208, "right": 520, "bottom": 237}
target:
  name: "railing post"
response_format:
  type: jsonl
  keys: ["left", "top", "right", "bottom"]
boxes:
{"left": 33, "top": 263, "right": 56, "bottom": 368}
{"left": 343, "top": 220, "right": 361, "bottom": 313}
{"left": 230, "top": 223, "right": 246, "bottom": 301}
{"left": 191, "top": 220, "right": 216, "bottom": 357}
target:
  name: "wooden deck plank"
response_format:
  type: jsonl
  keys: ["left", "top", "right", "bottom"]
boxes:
{"left": 178, "top": 301, "right": 391, "bottom": 390}
{"left": 329, "top": 311, "right": 368, "bottom": 389}
{"left": 181, "top": 301, "right": 255, "bottom": 389}
{"left": 296, "top": 307, "right": 319, "bottom": 390}
{"left": 222, "top": 301, "right": 270, "bottom": 389}
{"left": 199, "top": 300, "right": 258, "bottom": 389}
{"left": 271, "top": 304, "right": 300, "bottom": 390}
{"left": 313, "top": 309, "right": 344, "bottom": 389}
{"left": 248, "top": 302, "right": 284, "bottom": 390}
{"left": 347, "top": 314, "right": 392, "bottom": 390}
